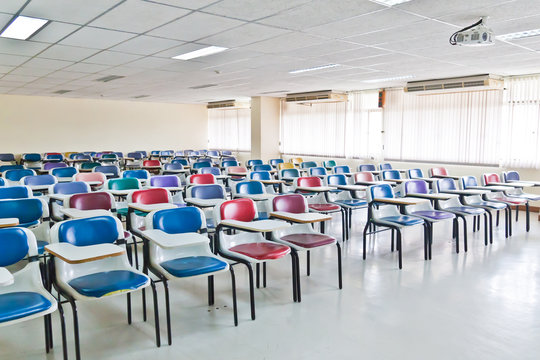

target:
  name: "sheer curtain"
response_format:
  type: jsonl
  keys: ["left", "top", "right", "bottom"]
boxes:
{"left": 346, "top": 90, "right": 383, "bottom": 160}
{"left": 280, "top": 100, "right": 346, "bottom": 157}
{"left": 384, "top": 88, "right": 502, "bottom": 165}
{"left": 208, "top": 108, "right": 251, "bottom": 151}
{"left": 501, "top": 75, "right": 540, "bottom": 169}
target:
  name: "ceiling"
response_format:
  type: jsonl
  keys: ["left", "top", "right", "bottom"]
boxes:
{"left": 1, "top": 0, "right": 540, "bottom": 103}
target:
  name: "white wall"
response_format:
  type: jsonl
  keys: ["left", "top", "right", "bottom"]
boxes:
{"left": 0, "top": 94, "right": 208, "bottom": 155}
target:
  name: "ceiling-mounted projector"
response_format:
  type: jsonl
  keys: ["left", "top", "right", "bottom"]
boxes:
{"left": 449, "top": 17, "right": 494, "bottom": 46}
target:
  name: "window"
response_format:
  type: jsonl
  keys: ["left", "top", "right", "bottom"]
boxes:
{"left": 346, "top": 90, "right": 383, "bottom": 160}
{"left": 383, "top": 88, "right": 502, "bottom": 165}
{"left": 501, "top": 75, "right": 540, "bottom": 169}
{"left": 280, "top": 101, "right": 346, "bottom": 157}
{"left": 208, "top": 108, "right": 251, "bottom": 151}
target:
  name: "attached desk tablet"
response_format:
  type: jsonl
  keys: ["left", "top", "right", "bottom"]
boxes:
{"left": 269, "top": 211, "right": 331, "bottom": 224}
{"left": 0, "top": 218, "right": 19, "bottom": 228}
{"left": 185, "top": 198, "right": 223, "bottom": 208}
{"left": 355, "top": 180, "right": 395, "bottom": 186}
{"left": 45, "top": 243, "right": 125, "bottom": 264}
{"left": 219, "top": 219, "right": 289, "bottom": 232}
{"left": 487, "top": 181, "right": 534, "bottom": 188}
{"left": 466, "top": 185, "right": 512, "bottom": 192}
{"left": 296, "top": 186, "right": 334, "bottom": 192}
{"left": 405, "top": 193, "right": 458, "bottom": 200}
{"left": 440, "top": 189, "right": 490, "bottom": 196}
{"left": 330, "top": 184, "right": 367, "bottom": 191}
{"left": 373, "top": 197, "right": 428, "bottom": 212}
{"left": 61, "top": 208, "right": 112, "bottom": 219}
{"left": 128, "top": 203, "right": 177, "bottom": 213}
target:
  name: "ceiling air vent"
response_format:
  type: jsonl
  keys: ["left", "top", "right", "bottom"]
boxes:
{"left": 95, "top": 75, "right": 125, "bottom": 83}
{"left": 285, "top": 90, "right": 347, "bottom": 104}
{"left": 405, "top": 74, "right": 503, "bottom": 93}
{"left": 207, "top": 100, "right": 250, "bottom": 109}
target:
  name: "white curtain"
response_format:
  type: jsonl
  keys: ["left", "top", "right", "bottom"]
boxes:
{"left": 346, "top": 90, "right": 383, "bottom": 161}
{"left": 383, "top": 88, "right": 502, "bottom": 165}
{"left": 280, "top": 101, "right": 346, "bottom": 157}
{"left": 208, "top": 108, "right": 251, "bottom": 151}
{"left": 501, "top": 75, "right": 540, "bottom": 169}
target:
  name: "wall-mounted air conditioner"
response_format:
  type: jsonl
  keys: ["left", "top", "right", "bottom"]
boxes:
{"left": 404, "top": 74, "right": 503, "bottom": 94}
{"left": 207, "top": 100, "right": 250, "bottom": 109}
{"left": 285, "top": 90, "right": 347, "bottom": 104}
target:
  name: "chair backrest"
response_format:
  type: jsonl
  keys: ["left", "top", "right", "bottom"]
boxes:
{"left": 301, "top": 161, "right": 317, "bottom": 169}
{"left": 189, "top": 184, "right": 226, "bottom": 199}
{"left": 150, "top": 175, "right": 180, "bottom": 188}
{"left": 101, "top": 153, "right": 118, "bottom": 160}
{"left": 51, "top": 182, "right": 90, "bottom": 195}
{"left": 358, "top": 164, "right": 376, "bottom": 172}
{"left": 430, "top": 167, "right": 448, "bottom": 177}
{"left": 323, "top": 160, "right": 336, "bottom": 168}
{"left": 4, "top": 169, "right": 36, "bottom": 182}
{"left": 23, "top": 153, "right": 42, "bottom": 162}
{"left": 269, "top": 158, "right": 284, "bottom": 167}
{"left": 188, "top": 173, "right": 216, "bottom": 185}
{"left": 221, "top": 160, "right": 239, "bottom": 168}
{"left": 382, "top": 170, "right": 401, "bottom": 180}
{"left": 193, "top": 161, "right": 213, "bottom": 170}
{"left": 54, "top": 216, "right": 120, "bottom": 246}
{"left": 247, "top": 159, "right": 263, "bottom": 167}
{"left": 280, "top": 168, "right": 300, "bottom": 179}
{"left": 0, "top": 186, "right": 32, "bottom": 199}
{"left": 171, "top": 158, "right": 188, "bottom": 166}
{"left": 0, "top": 164, "right": 24, "bottom": 172}
{"left": 297, "top": 176, "right": 322, "bottom": 187}
{"left": 0, "top": 227, "right": 36, "bottom": 266}
{"left": 83, "top": 151, "right": 96, "bottom": 157}
{"left": 80, "top": 162, "right": 101, "bottom": 170}
{"left": 199, "top": 166, "right": 221, "bottom": 175}
{"left": 0, "top": 198, "right": 45, "bottom": 226}
{"left": 0, "top": 153, "right": 16, "bottom": 162}
{"left": 94, "top": 165, "right": 120, "bottom": 177}
{"left": 150, "top": 150, "right": 160, "bottom": 156}
{"left": 127, "top": 152, "right": 143, "bottom": 159}
{"left": 483, "top": 173, "right": 500, "bottom": 185}
{"left": 236, "top": 181, "right": 264, "bottom": 195}
{"left": 131, "top": 188, "right": 170, "bottom": 205}
{"left": 379, "top": 163, "right": 392, "bottom": 171}
{"left": 221, "top": 150, "right": 232, "bottom": 156}
{"left": 272, "top": 194, "right": 307, "bottom": 213}
{"left": 253, "top": 164, "right": 272, "bottom": 172}
{"left": 22, "top": 174, "right": 57, "bottom": 186}
{"left": 333, "top": 165, "right": 351, "bottom": 174}
{"left": 69, "top": 192, "right": 114, "bottom": 210}
{"left": 149, "top": 207, "right": 204, "bottom": 234}
{"left": 122, "top": 169, "right": 150, "bottom": 180}
{"left": 45, "top": 154, "right": 64, "bottom": 162}
{"left": 143, "top": 160, "right": 161, "bottom": 167}
{"left": 51, "top": 166, "right": 79, "bottom": 178}
{"left": 164, "top": 163, "right": 184, "bottom": 171}
{"left": 43, "top": 162, "right": 67, "bottom": 171}
{"left": 277, "top": 162, "right": 294, "bottom": 170}
{"left": 74, "top": 172, "right": 106, "bottom": 185}
{"left": 460, "top": 176, "right": 478, "bottom": 189}
{"left": 0, "top": 178, "right": 4, "bottom": 186}
{"left": 367, "top": 183, "right": 394, "bottom": 202}
{"left": 107, "top": 178, "right": 140, "bottom": 190}
{"left": 436, "top": 178, "right": 457, "bottom": 192}
{"left": 227, "top": 166, "right": 247, "bottom": 174}
{"left": 327, "top": 174, "right": 347, "bottom": 186}
{"left": 503, "top": 171, "right": 520, "bottom": 182}
{"left": 404, "top": 180, "right": 429, "bottom": 195}
{"left": 408, "top": 168, "right": 423, "bottom": 179}
{"left": 221, "top": 156, "right": 236, "bottom": 162}
{"left": 219, "top": 198, "right": 256, "bottom": 222}
{"left": 74, "top": 154, "right": 91, "bottom": 161}
{"left": 291, "top": 157, "right": 303, "bottom": 165}
{"left": 160, "top": 150, "right": 173, "bottom": 157}
{"left": 309, "top": 167, "right": 327, "bottom": 176}
{"left": 207, "top": 150, "right": 220, "bottom": 157}
{"left": 249, "top": 171, "right": 271, "bottom": 181}
{"left": 354, "top": 171, "right": 375, "bottom": 182}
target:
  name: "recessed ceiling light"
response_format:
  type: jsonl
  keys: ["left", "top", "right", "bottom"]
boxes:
{"left": 497, "top": 29, "right": 540, "bottom": 41}
{"left": 370, "top": 0, "right": 413, "bottom": 7}
{"left": 0, "top": 15, "right": 49, "bottom": 40}
{"left": 172, "top": 46, "right": 228, "bottom": 60}
{"left": 363, "top": 75, "right": 414, "bottom": 83}
{"left": 289, "top": 64, "right": 340, "bottom": 74}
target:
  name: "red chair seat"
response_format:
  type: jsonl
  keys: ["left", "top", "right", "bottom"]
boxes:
{"left": 309, "top": 204, "right": 340, "bottom": 212}
{"left": 229, "top": 243, "right": 290, "bottom": 260}
{"left": 280, "top": 234, "right": 335, "bottom": 248}
{"left": 492, "top": 197, "right": 526, "bottom": 205}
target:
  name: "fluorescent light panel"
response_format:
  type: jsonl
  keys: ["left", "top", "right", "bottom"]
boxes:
{"left": 172, "top": 46, "right": 228, "bottom": 60}
{"left": 289, "top": 63, "right": 340, "bottom": 74}
{"left": 497, "top": 29, "right": 540, "bottom": 41}
{"left": 363, "top": 75, "right": 414, "bottom": 83}
{"left": 0, "top": 15, "right": 48, "bottom": 40}
{"left": 370, "top": 0, "right": 413, "bottom": 7}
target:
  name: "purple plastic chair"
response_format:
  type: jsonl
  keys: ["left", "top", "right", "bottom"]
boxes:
{"left": 43, "top": 162, "right": 68, "bottom": 171}
{"left": 150, "top": 175, "right": 180, "bottom": 188}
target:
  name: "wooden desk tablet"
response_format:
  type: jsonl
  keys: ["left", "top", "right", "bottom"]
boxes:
{"left": 228, "top": 172, "right": 248, "bottom": 176}
{"left": 406, "top": 193, "right": 458, "bottom": 200}
{"left": 219, "top": 219, "right": 289, "bottom": 232}
{"left": 0, "top": 218, "right": 19, "bottom": 228}
{"left": 49, "top": 193, "right": 70, "bottom": 201}
{"left": 128, "top": 203, "right": 177, "bottom": 213}
{"left": 383, "top": 178, "right": 407, "bottom": 183}
{"left": 331, "top": 184, "right": 367, "bottom": 191}
{"left": 257, "top": 179, "right": 284, "bottom": 184}
{"left": 373, "top": 197, "right": 429, "bottom": 205}
{"left": 185, "top": 198, "right": 223, "bottom": 207}
{"left": 296, "top": 186, "right": 334, "bottom": 192}
{"left": 441, "top": 189, "right": 490, "bottom": 195}
{"left": 487, "top": 181, "right": 534, "bottom": 188}
{"left": 467, "top": 185, "right": 512, "bottom": 192}
{"left": 355, "top": 180, "right": 395, "bottom": 186}
{"left": 235, "top": 193, "right": 274, "bottom": 201}
{"left": 142, "top": 230, "right": 208, "bottom": 249}
{"left": 45, "top": 243, "right": 125, "bottom": 264}
{"left": 61, "top": 208, "right": 112, "bottom": 219}
{"left": 269, "top": 211, "right": 332, "bottom": 224}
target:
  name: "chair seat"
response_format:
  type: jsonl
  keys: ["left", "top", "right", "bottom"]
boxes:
{"left": 0, "top": 292, "right": 52, "bottom": 323}
{"left": 229, "top": 243, "right": 290, "bottom": 260}
{"left": 68, "top": 270, "right": 148, "bottom": 298}
{"left": 37, "top": 240, "right": 48, "bottom": 255}
{"left": 470, "top": 201, "right": 507, "bottom": 210}
{"left": 161, "top": 256, "right": 227, "bottom": 277}
{"left": 281, "top": 233, "right": 335, "bottom": 248}
{"left": 491, "top": 197, "right": 526, "bottom": 205}
{"left": 411, "top": 210, "right": 454, "bottom": 221}
{"left": 309, "top": 204, "right": 340, "bottom": 212}
{"left": 379, "top": 215, "right": 423, "bottom": 226}
{"left": 333, "top": 199, "right": 367, "bottom": 208}
{"left": 446, "top": 206, "right": 484, "bottom": 215}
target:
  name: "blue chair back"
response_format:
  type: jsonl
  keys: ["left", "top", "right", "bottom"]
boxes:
{"left": 113, "top": 152, "right": 123, "bottom": 158}
{"left": 123, "top": 169, "right": 149, "bottom": 180}
{"left": 190, "top": 184, "right": 225, "bottom": 199}
{"left": 333, "top": 165, "right": 351, "bottom": 174}
{"left": 4, "top": 169, "right": 35, "bottom": 182}
{"left": 0, "top": 178, "right": 4, "bottom": 186}
{"left": 382, "top": 170, "right": 400, "bottom": 180}
{"left": 52, "top": 182, "right": 89, "bottom": 195}
{"left": 367, "top": 184, "right": 394, "bottom": 202}
{"left": 236, "top": 181, "right": 264, "bottom": 195}
{"left": 57, "top": 216, "right": 118, "bottom": 246}
{"left": 22, "top": 175, "right": 56, "bottom": 186}
{"left": 75, "top": 154, "right": 91, "bottom": 161}
{"left": 193, "top": 161, "right": 213, "bottom": 170}
{"left": 164, "top": 163, "right": 184, "bottom": 171}
{"left": 379, "top": 163, "right": 392, "bottom": 171}
{"left": 207, "top": 150, "right": 219, "bottom": 157}
{"left": 460, "top": 176, "right": 478, "bottom": 189}
{"left": 127, "top": 152, "right": 143, "bottom": 159}
{"left": 222, "top": 156, "right": 236, "bottom": 162}
{"left": 136, "top": 151, "right": 147, "bottom": 157}
{"left": 0, "top": 165, "right": 24, "bottom": 172}
{"left": 269, "top": 159, "right": 284, "bottom": 167}
{"left": 504, "top": 171, "right": 520, "bottom": 182}
{"left": 45, "top": 154, "right": 63, "bottom": 162}
{"left": 0, "top": 186, "right": 32, "bottom": 199}
{"left": 51, "top": 167, "right": 78, "bottom": 178}
{"left": 0, "top": 198, "right": 44, "bottom": 227}
{"left": 253, "top": 164, "right": 272, "bottom": 172}
{"left": 408, "top": 169, "right": 423, "bottom": 179}
{"left": 172, "top": 159, "right": 189, "bottom": 166}
{"left": 281, "top": 168, "right": 300, "bottom": 178}
{"left": 200, "top": 167, "right": 221, "bottom": 175}
{"left": 247, "top": 159, "right": 263, "bottom": 167}
{"left": 221, "top": 160, "right": 239, "bottom": 168}
{"left": 437, "top": 178, "right": 457, "bottom": 192}
{"left": 0, "top": 228, "right": 31, "bottom": 266}
{"left": 323, "top": 160, "right": 337, "bottom": 168}
{"left": 0, "top": 153, "right": 15, "bottom": 162}
{"left": 94, "top": 165, "right": 119, "bottom": 177}
{"left": 404, "top": 180, "right": 429, "bottom": 195}
{"left": 358, "top": 164, "right": 377, "bottom": 172}
{"left": 301, "top": 161, "right": 317, "bottom": 169}
{"left": 221, "top": 150, "right": 232, "bottom": 156}
{"left": 249, "top": 171, "right": 271, "bottom": 181}
{"left": 309, "top": 167, "right": 327, "bottom": 176}
{"left": 152, "top": 207, "right": 203, "bottom": 234}
{"left": 327, "top": 174, "right": 347, "bottom": 186}
{"left": 23, "top": 153, "right": 41, "bottom": 162}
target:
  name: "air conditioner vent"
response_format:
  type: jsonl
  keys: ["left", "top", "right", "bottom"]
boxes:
{"left": 405, "top": 74, "right": 502, "bottom": 93}
{"left": 285, "top": 90, "right": 347, "bottom": 104}
{"left": 207, "top": 100, "right": 250, "bottom": 109}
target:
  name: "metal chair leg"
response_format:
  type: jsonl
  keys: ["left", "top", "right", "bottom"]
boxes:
{"left": 229, "top": 266, "right": 238, "bottom": 326}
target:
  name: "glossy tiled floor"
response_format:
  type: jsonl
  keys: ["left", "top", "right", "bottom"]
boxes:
{"left": 2, "top": 211, "right": 540, "bottom": 360}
